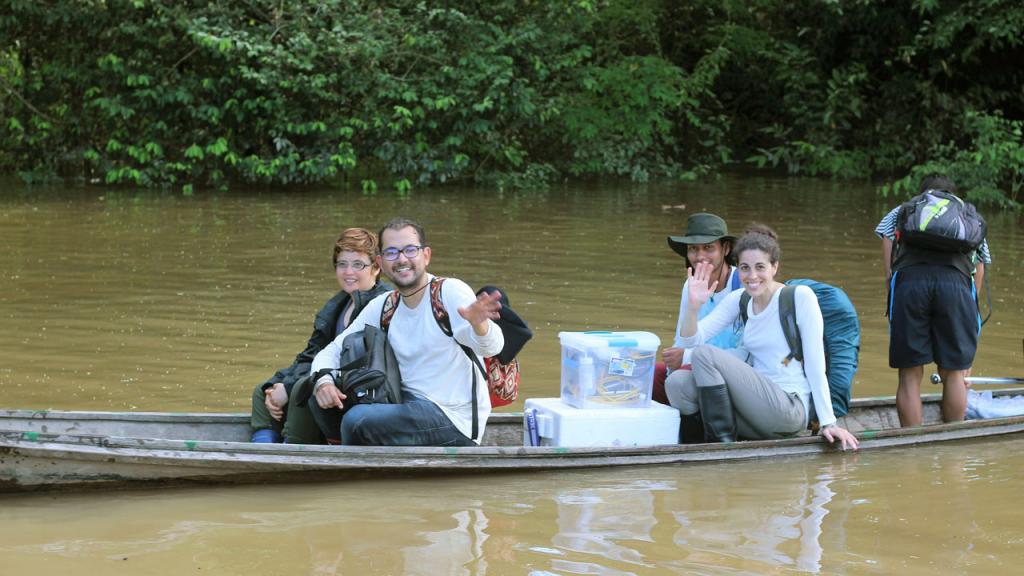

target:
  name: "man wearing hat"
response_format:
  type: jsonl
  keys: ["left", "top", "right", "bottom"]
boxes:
{"left": 657, "top": 213, "right": 744, "bottom": 441}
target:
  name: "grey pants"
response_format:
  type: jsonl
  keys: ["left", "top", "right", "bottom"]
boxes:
{"left": 664, "top": 345, "right": 806, "bottom": 440}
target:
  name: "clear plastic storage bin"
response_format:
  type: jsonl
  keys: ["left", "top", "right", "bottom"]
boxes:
{"left": 559, "top": 331, "right": 660, "bottom": 409}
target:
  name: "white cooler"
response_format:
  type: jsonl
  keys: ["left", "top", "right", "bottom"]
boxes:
{"left": 523, "top": 397, "right": 680, "bottom": 447}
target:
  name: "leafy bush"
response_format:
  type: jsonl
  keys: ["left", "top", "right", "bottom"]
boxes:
{"left": 0, "top": 0, "right": 716, "bottom": 191}
{"left": 1, "top": 0, "right": 1022, "bottom": 204}
{"left": 880, "top": 110, "right": 1024, "bottom": 207}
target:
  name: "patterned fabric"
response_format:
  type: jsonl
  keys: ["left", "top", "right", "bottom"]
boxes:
{"left": 486, "top": 356, "right": 520, "bottom": 406}
{"left": 380, "top": 289, "right": 400, "bottom": 328}
{"left": 429, "top": 278, "right": 451, "bottom": 335}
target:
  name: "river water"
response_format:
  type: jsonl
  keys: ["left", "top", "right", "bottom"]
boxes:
{"left": 1, "top": 175, "right": 1023, "bottom": 573}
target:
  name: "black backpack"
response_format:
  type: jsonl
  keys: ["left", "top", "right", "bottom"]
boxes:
{"left": 895, "top": 189, "right": 986, "bottom": 254}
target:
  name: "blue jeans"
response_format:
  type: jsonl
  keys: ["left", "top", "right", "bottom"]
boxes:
{"left": 341, "top": 393, "right": 475, "bottom": 446}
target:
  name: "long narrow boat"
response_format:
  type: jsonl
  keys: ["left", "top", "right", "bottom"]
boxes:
{"left": 3, "top": 389, "right": 1024, "bottom": 493}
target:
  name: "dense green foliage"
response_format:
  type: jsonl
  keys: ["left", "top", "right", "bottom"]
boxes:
{"left": 1, "top": 0, "right": 1022, "bottom": 205}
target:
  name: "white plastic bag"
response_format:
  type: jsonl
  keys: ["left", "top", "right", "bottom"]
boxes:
{"left": 965, "top": 389, "right": 1024, "bottom": 419}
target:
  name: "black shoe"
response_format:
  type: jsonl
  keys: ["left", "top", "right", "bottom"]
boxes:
{"left": 679, "top": 412, "right": 705, "bottom": 444}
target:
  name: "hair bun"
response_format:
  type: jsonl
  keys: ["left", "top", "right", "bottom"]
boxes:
{"left": 744, "top": 223, "right": 778, "bottom": 241}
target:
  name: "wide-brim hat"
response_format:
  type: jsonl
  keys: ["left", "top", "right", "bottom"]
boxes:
{"left": 477, "top": 285, "right": 533, "bottom": 364}
{"left": 667, "top": 212, "right": 736, "bottom": 258}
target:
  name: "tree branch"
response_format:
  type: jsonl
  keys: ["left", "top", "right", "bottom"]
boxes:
{"left": 0, "top": 78, "right": 57, "bottom": 125}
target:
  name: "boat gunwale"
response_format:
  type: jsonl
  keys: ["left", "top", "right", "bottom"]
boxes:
{"left": 1, "top": 388, "right": 1015, "bottom": 426}
{"left": 4, "top": 416, "right": 1024, "bottom": 482}
{"left": 5, "top": 410, "right": 1024, "bottom": 459}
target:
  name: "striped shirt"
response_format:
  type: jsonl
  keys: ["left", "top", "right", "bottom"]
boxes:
{"left": 874, "top": 207, "right": 991, "bottom": 264}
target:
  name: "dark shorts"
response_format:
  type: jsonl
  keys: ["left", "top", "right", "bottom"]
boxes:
{"left": 888, "top": 265, "right": 980, "bottom": 370}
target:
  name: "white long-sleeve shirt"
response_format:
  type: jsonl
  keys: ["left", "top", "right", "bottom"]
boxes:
{"left": 679, "top": 285, "right": 837, "bottom": 428}
{"left": 311, "top": 275, "right": 504, "bottom": 442}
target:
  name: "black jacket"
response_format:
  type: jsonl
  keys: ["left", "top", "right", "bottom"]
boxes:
{"left": 261, "top": 281, "right": 392, "bottom": 394}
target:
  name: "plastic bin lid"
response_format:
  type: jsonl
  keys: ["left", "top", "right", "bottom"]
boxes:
{"left": 558, "top": 331, "right": 661, "bottom": 350}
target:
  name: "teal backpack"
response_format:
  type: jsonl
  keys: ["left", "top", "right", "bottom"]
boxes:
{"left": 739, "top": 279, "right": 860, "bottom": 418}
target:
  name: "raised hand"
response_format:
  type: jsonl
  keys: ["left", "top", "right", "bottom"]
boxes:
{"left": 686, "top": 261, "right": 719, "bottom": 309}
{"left": 458, "top": 289, "right": 503, "bottom": 335}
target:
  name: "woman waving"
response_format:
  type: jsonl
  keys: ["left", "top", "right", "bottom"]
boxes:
{"left": 666, "top": 224, "right": 859, "bottom": 450}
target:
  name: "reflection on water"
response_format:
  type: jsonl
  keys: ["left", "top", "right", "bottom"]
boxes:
{"left": 669, "top": 463, "right": 838, "bottom": 573}
{"left": 2, "top": 176, "right": 1022, "bottom": 412}
{"left": 552, "top": 480, "right": 661, "bottom": 571}
{"left": 2, "top": 177, "right": 1024, "bottom": 573}
{"left": 4, "top": 439, "right": 1024, "bottom": 574}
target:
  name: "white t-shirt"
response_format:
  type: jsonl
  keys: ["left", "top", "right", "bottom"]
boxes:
{"left": 312, "top": 275, "right": 504, "bottom": 442}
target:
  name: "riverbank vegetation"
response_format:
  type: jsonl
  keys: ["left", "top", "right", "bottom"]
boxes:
{"left": 1, "top": 1, "right": 1021, "bottom": 206}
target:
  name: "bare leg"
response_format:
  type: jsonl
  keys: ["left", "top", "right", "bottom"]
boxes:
{"left": 937, "top": 367, "right": 968, "bottom": 422}
{"left": 896, "top": 366, "right": 924, "bottom": 427}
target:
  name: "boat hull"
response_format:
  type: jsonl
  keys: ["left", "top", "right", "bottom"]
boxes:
{"left": 3, "top": 390, "right": 1023, "bottom": 493}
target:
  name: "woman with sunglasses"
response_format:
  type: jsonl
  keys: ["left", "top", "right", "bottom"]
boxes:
{"left": 249, "top": 228, "right": 391, "bottom": 443}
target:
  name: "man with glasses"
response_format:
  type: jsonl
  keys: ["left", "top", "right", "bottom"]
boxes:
{"left": 310, "top": 217, "right": 504, "bottom": 445}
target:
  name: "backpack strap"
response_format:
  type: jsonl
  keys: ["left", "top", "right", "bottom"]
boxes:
{"left": 428, "top": 277, "right": 453, "bottom": 336}
{"left": 778, "top": 285, "right": 802, "bottom": 366}
{"left": 739, "top": 290, "right": 751, "bottom": 325}
{"left": 379, "top": 289, "right": 401, "bottom": 333}
{"left": 428, "top": 277, "right": 483, "bottom": 441}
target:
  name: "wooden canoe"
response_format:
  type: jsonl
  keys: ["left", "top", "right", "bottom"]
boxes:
{"left": 3, "top": 389, "right": 1024, "bottom": 493}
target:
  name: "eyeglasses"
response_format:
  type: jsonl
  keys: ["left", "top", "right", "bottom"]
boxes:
{"left": 381, "top": 245, "right": 425, "bottom": 261}
{"left": 335, "top": 260, "right": 372, "bottom": 271}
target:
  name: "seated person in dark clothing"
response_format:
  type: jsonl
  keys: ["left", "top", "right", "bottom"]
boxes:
{"left": 250, "top": 227, "right": 390, "bottom": 443}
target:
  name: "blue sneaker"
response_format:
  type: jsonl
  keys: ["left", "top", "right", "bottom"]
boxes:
{"left": 251, "top": 429, "right": 282, "bottom": 443}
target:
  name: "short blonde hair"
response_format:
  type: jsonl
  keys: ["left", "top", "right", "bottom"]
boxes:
{"left": 333, "top": 228, "right": 380, "bottom": 264}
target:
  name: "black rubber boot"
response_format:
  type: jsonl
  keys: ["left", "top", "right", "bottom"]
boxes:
{"left": 679, "top": 412, "right": 705, "bottom": 444}
{"left": 698, "top": 384, "right": 736, "bottom": 443}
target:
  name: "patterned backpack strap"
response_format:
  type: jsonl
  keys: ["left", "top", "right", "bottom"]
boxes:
{"left": 379, "top": 289, "right": 401, "bottom": 333}
{"left": 429, "top": 277, "right": 453, "bottom": 336}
